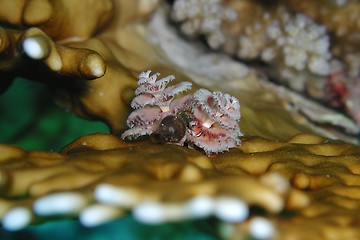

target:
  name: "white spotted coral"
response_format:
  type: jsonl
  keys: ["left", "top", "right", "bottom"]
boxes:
{"left": 272, "top": 13, "right": 331, "bottom": 76}
{"left": 122, "top": 70, "right": 242, "bottom": 155}
{"left": 171, "top": 0, "right": 237, "bottom": 49}
{"left": 236, "top": 10, "right": 331, "bottom": 77}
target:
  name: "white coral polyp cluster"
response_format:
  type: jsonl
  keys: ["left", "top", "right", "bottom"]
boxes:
{"left": 267, "top": 13, "right": 331, "bottom": 76}
{"left": 171, "top": 0, "right": 237, "bottom": 49}
{"left": 236, "top": 10, "right": 331, "bottom": 77}
{"left": 121, "top": 70, "right": 242, "bottom": 155}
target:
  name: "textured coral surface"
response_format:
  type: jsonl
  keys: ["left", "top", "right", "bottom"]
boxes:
{"left": 1, "top": 133, "right": 360, "bottom": 239}
{"left": 170, "top": 0, "right": 360, "bottom": 131}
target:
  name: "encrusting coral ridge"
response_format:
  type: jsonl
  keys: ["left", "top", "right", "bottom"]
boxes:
{"left": 0, "top": 133, "right": 360, "bottom": 239}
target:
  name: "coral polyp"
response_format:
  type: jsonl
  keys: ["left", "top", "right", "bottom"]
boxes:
{"left": 121, "top": 70, "right": 242, "bottom": 155}
{"left": 171, "top": 0, "right": 237, "bottom": 49}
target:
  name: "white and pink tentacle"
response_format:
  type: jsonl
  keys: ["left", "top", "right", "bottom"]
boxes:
{"left": 122, "top": 70, "right": 242, "bottom": 155}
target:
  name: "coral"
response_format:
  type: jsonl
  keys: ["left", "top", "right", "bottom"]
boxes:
{"left": 170, "top": 0, "right": 360, "bottom": 132}
{"left": 325, "top": 59, "right": 360, "bottom": 126}
{"left": 1, "top": 133, "right": 360, "bottom": 239}
{"left": 170, "top": 0, "right": 237, "bottom": 49}
{"left": 261, "top": 79, "right": 360, "bottom": 146}
{"left": 122, "top": 70, "right": 242, "bottom": 155}
{"left": 277, "top": 0, "right": 360, "bottom": 41}
{"left": 251, "top": 10, "right": 331, "bottom": 94}
{"left": 171, "top": 1, "right": 332, "bottom": 77}
{"left": 272, "top": 0, "right": 360, "bottom": 126}
{"left": 269, "top": 13, "right": 331, "bottom": 76}
{"left": 233, "top": 8, "right": 332, "bottom": 97}
{"left": 0, "top": 133, "right": 299, "bottom": 234}
{"left": 238, "top": 9, "right": 330, "bottom": 75}
{"left": 0, "top": 0, "right": 161, "bottom": 133}
{"left": 0, "top": 0, "right": 329, "bottom": 143}
{"left": 170, "top": 0, "right": 333, "bottom": 101}
{"left": 344, "top": 80, "right": 360, "bottom": 125}
{"left": 1, "top": 1, "right": 360, "bottom": 239}
{"left": 0, "top": 0, "right": 114, "bottom": 41}
{"left": 277, "top": 0, "right": 360, "bottom": 88}
{"left": 0, "top": 0, "right": 357, "bottom": 141}
{"left": 326, "top": 60, "right": 348, "bottom": 108}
